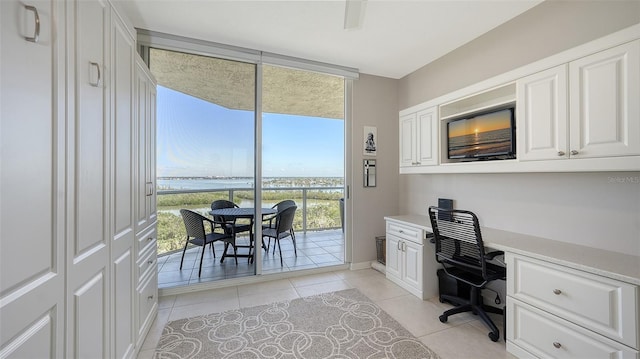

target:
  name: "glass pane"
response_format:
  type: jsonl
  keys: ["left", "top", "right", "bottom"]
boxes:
{"left": 261, "top": 65, "right": 345, "bottom": 273}
{"left": 150, "top": 48, "right": 256, "bottom": 287}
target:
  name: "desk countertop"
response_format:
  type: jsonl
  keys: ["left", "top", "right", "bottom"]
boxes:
{"left": 384, "top": 214, "right": 640, "bottom": 286}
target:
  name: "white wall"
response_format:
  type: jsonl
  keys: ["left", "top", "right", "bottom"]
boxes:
{"left": 350, "top": 74, "right": 399, "bottom": 264}
{"left": 400, "top": 172, "right": 640, "bottom": 256}
{"left": 396, "top": 1, "right": 640, "bottom": 256}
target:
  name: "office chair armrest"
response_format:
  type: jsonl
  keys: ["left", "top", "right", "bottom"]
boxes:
{"left": 485, "top": 250, "right": 504, "bottom": 260}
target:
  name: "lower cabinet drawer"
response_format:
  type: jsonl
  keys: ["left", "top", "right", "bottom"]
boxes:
{"left": 386, "top": 221, "right": 422, "bottom": 244}
{"left": 137, "top": 226, "right": 157, "bottom": 255}
{"left": 506, "top": 253, "right": 638, "bottom": 348}
{"left": 507, "top": 299, "right": 638, "bottom": 359}
{"left": 137, "top": 242, "right": 157, "bottom": 280}
{"left": 137, "top": 272, "right": 158, "bottom": 338}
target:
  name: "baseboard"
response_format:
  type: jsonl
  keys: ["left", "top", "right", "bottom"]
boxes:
{"left": 349, "top": 261, "right": 373, "bottom": 270}
{"left": 370, "top": 261, "right": 386, "bottom": 274}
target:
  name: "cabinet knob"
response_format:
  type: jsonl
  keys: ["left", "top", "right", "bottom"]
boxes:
{"left": 147, "top": 260, "right": 154, "bottom": 265}
{"left": 557, "top": 151, "right": 565, "bottom": 156}
{"left": 570, "top": 150, "right": 579, "bottom": 155}
{"left": 553, "top": 342, "right": 562, "bottom": 349}
{"left": 147, "top": 295, "right": 154, "bottom": 300}
{"left": 147, "top": 237, "right": 153, "bottom": 241}
{"left": 553, "top": 289, "right": 562, "bottom": 295}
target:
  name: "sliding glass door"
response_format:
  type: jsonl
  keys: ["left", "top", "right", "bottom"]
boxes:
{"left": 260, "top": 65, "right": 345, "bottom": 274}
{"left": 147, "top": 46, "right": 347, "bottom": 289}
{"left": 150, "top": 48, "right": 257, "bottom": 287}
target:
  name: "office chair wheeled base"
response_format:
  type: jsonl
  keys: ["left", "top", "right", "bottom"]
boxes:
{"left": 438, "top": 288, "right": 503, "bottom": 342}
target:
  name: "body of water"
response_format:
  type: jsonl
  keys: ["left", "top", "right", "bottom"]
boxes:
{"left": 157, "top": 178, "right": 254, "bottom": 190}
{"left": 448, "top": 128, "right": 512, "bottom": 158}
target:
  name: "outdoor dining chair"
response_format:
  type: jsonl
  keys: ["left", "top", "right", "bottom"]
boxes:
{"left": 179, "top": 209, "right": 237, "bottom": 277}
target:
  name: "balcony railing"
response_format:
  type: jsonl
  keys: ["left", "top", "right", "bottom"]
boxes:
{"left": 156, "top": 186, "right": 344, "bottom": 255}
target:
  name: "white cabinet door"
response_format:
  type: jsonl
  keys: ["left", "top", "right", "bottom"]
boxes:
{"left": 400, "top": 107, "right": 438, "bottom": 168}
{"left": 569, "top": 40, "right": 640, "bottom": 159}
{"left": 110, "top": 8, "right": 136, "bottom": 359}
{"left": 385, "top": 235, "right": 402, "bottom": 279}
{"left": 134, "top": 55, "right": 159, "bottom": 349}
{"left": 135, "top": 56, "right": 158, "bottom": 234}
{"left": 399, "top": 113, "right": 417, "bottom": 167}
{"left": 0, "top": 1, "right": 65, "bottom": 357}
{"left": 517, "top": 65, "right": 568, "bottom": 161}
{"left": 65, "top": 1, "right": 111, "bottom": 358}
{"left": 417, "top": 107, "right": 438, "bottom": 166}
{"left": 402, "top": 240, "right": 423, "bottom": 292}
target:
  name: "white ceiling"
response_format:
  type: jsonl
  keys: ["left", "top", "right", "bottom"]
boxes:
{"left": 116, "top": 0, "right": 543, "bottom": 79}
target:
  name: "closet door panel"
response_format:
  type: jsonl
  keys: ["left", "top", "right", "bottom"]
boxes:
{"left": 0, "top": 0, "right": 64, "bottom": 357}
{"left": 66, "top": 0, "right": 111, "bottom": 357}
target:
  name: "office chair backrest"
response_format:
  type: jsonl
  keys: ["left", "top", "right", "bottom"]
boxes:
{"left": 428, "top": 206, "right": 489, "bottom": 279}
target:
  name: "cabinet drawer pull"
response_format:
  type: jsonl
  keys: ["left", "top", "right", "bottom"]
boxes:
{"left": 147, "top": 260, "right": 154, "bottom": 265}
{"left": 553, "top": 342, "right": 562, "bottom": 349}
{"left": 570, "top": 150, "right": 579, "bottom": 155}
{"left": 147, "top": 237, "right": 153, "bottom": 242}
{"left": 553, "top": 289, "right": 562, "bottom": 295}
{"left": 557, "top": 151, "right": 565, "bottom": 156}
{"left": 398, "top": 230, "right": 404, "bottom": 233}
{"left": 147, "top": 295, "right": 154, "bottom": 300}
{"left": 24, "top": 5, "right": 40, "bottom": 43}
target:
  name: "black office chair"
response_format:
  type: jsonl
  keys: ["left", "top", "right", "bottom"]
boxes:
{"left": 428, "top": 206, "right": 506, "bottom": 342}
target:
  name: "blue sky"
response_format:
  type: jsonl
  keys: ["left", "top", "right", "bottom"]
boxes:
{"left": 157, "top": 86, "right": 344, "bottom": 177}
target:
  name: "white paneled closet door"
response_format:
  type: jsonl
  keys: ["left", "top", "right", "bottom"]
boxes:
{"left": 110, "top": 8, "right": 136, "bottom": 359}
{"left": 65, "top": 0, "right": 111, "bottom": 357}
{"left": 0, "top": 1, "right": 65, "bottom": 357}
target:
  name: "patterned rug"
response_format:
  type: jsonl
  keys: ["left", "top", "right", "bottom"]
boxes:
{"left": 155, "top": 288, "right": 440, "bottom": 358}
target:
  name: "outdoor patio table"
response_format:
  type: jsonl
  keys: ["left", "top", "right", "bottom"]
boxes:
{"left": 208, "top": 207, "right": 277, "bottom": 263}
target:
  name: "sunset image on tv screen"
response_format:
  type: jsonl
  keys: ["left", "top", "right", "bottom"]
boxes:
{"left": 448, "top": 109, "right": 512, "bottom": 159}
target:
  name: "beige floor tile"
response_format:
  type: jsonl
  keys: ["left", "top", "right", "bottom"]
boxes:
{"left": 294, "top": 280, "right": 353, "bottom": 297}
{"left": 136, "top": 348, "right": 155, "bottom": 359}
{"left": 376, "top": 294, "right": 475, "bottom": 337}
{"left": 157, "top": 295, "right": 176, "bottom": 310}
{"left": 236, "top": 278, "right": 294, "bottom": 296}
{"left": 332, "top": 268, "right": 379, "bottom": 280}
{"left": 289, "top": 271, "right": 342, "bottom": 287}
{"left": 345, "top": 273, "right": 408, "bottom": 301}
{"left": 419, "top": 323, "right": 515, "bottom": 359}
{"left": 141, "top": 308, "right": 171, "bottom": 350}
{"left": 168, "top": 297, "right": 239, "bottom": 321}
{"left": 173, "top": 286, "right": 238, "bottom": 308}
{"left": 238, "top": 288, "right": 300, "bottom": 308}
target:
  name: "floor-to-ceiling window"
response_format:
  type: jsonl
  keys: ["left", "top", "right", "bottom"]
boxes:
{"left": 260, "top": 65, "right": 345, "bottom": 274}
{"left": 140, "top": 35, "right": 352, "bottom": 289}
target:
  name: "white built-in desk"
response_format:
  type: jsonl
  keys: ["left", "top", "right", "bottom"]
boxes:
{"left": 384, "top": 214, "right": 640, "bottom": 358}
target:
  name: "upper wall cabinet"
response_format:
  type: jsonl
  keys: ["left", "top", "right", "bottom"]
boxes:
{"left": 399, "top": 25, "right": 640, "bottom": 174}
{"left": 569, "top": 40, "right": 640, "bottom": 159}
{"left": 517, "top": 65, "right": 569, "bottom": 161}
{"left": 399, "top": 106, "right": 438, "bottom": 170}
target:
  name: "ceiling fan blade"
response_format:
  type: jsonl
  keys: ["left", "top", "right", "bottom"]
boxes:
{"left": 344, "top": 0, "right": 367, "bottom": 30}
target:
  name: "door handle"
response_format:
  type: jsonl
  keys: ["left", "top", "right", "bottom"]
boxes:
{"left": 24, "top": 5, "right": 40, "bottom": 43}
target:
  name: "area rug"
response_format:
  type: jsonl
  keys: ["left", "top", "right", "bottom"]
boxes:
{"left": 155, "top": 288, "right": 440, "bottom": 358}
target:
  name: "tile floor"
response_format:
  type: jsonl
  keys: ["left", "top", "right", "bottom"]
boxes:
{"left": 158, "top": 229, "right": 345, "bottom": 289}
{"left": 137, "top": 268, "right": 516, "bottom": 359}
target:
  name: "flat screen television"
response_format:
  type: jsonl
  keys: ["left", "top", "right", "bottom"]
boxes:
{"left": 447, "top": 105, "right": 516, "bottom": 160}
